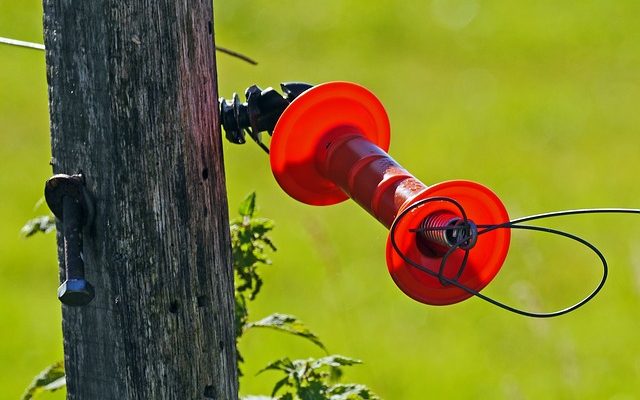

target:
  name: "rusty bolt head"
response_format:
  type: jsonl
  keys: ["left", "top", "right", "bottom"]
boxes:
{"left": 44, "top": 174, "right": 93, "bottom": 225}
{"left": 58, "top": 279, "right": 95, "bottom": 306}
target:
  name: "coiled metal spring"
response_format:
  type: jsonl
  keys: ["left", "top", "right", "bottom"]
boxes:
{"left": 419, "top": 212, "right": 478, "bottom": 250}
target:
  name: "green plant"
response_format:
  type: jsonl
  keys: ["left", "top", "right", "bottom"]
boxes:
{"left": 19, "top": 214, "right": 55, "bottom": 237}
{"left": 20, "top": 362, "right": 65, "bottom": 400}
{"left": 20, "top": 193, "right": 379, "bottom": 400}
{"left": 233, "top": 193, "right": 378, "bottom": 399}
{"left": 255, "top": 355, "right": 379, "bottom": 400}
{"left": 231, "top": 193, "right": 328, "bottom": 365}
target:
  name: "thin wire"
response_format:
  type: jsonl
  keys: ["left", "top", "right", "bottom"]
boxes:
{"left": 0, "top": 36, "right": 45, "bottom": 50}
{"left": 390, "top": 198, "right": 639, "bottom": 318}
{"left": 0, "top": 36, "right": 258, "bottom": 65}
{"left": 478, "top": 208, "right": 640, "bottom": 232}
{"left": 215, "top": 45, "right": 258, "bottom": 65}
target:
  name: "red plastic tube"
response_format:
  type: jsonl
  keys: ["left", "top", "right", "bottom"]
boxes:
{"left": 320, "top": 133, "right": 426, "bottom": 228}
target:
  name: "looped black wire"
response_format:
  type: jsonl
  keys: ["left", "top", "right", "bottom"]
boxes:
{"left": 390, "top": 201, "right": 640, "bottom": 318}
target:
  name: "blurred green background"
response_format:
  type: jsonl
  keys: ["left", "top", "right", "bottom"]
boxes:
{"left": 2, "top": 0, "right": 639, "bottom": 398}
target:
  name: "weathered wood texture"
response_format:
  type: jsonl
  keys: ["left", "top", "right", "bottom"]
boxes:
{"left": 43, "top": 1, "right": 237, "bottom": 398}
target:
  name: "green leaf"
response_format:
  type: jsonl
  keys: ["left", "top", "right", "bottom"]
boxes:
{"left": 298, "top": 380, "right": 329, "bottom": 400}
{"left": 271, "top": 376, "right": 291, "bottom": 397}
{"left": 326, "top": 384, "right": 380, "bottom": 400}
{"left": 239, "top": 192, "right": 257, "bottom": 217}
{"left": 246, "top": 313, "right": 327, "bottom": 353}
{"left": 241, "top": 396, "right": 277, "bottom": 400}
{"left": 249, "top": 217, "right": 276, "bottom": 235}
{"left": 21, "top": 362, "right": 66, "bottom": 400}
{"left": 20, "top": 215, "right": 56, "bottom": 237}
{"left": 329, "top": 365, "right": 343, "bottom": 383}
{"left": 257, "top": 357, "right": 296, "bottom": 375}
{"left": 42, "top": 376, "right": 66, "bottom": 391}
{"left": 311, "top": 355, "right": 362, "bottom": 370}
{"left": 258, "top": 356, "right": 379, "bottom": 400}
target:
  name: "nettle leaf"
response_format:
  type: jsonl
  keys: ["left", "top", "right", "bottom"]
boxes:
{"left": 21, "top": 362, "right": 66, "bottom": 400}
{"left": 20, "top": 215, "right": 56, "bottom": 237}
{"left": 311, "top": 355, "right": 362, "bottom": 370}
{"left": 271, "top": 376, "right": 291, "bottom": 397}
{"left": 291, "top": 358, "right": 313, "bottom": 381}
{"left": 43, "top": 376, "right": 66, "bottom": 391}
{"left": 257, "top": 358, "right": 296, "bottom": 376}
{"left": 298, "top": 380, "right": 329, "bottom": 400}
{"left": 239, "top": 192, "right": 257, "bottom": 217}
{"left": 232, "top": 195, "right": 276, "bottom": 304}
{"left": 258, "top": 356, "right": 378, "bottom": 400}
{"left": 249, "top": 217, "right": 276, "bottom": 237}
{"left": 246, "top": 313, "right": 327, "bottom": 353}
{"left": 329, "top": 365, "right": 343, "bottom": 383}
{"left": 326, "top": 384, "right": 380, "bottom": 400}
{"left": 231, "top": 192, "right": 277, "bottom": 377}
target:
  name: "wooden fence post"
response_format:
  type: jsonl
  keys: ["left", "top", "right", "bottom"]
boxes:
{"left": 42, "top": 0, "right": 237, "bottom": 398}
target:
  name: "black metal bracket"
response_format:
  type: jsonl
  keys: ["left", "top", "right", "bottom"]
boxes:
{"left": 44, "top": 173, "right": 96, "bottom": 306}
{"left": 219, "top": 82, "right": 313, "bottom": 153}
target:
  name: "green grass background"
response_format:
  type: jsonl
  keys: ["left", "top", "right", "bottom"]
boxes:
{"left": 2, "top": 0, "right": 640, "bottom": 398}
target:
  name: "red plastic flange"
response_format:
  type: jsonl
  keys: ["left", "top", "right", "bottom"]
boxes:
{"left": 386, "top": 180, "right": 511, "bottom": 305}
{"left": 270, "top": 81, "right": 390, "bottom": 205}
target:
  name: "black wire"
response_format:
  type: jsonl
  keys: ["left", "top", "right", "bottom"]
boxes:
{"left": 389, "top": 198, "right": 640, "bottom": 318}
{"left": 244, "top": 128, "right": 270, "bottom": 154}
{"left": 477, "top": 208, "right": 640, "bottom": 233}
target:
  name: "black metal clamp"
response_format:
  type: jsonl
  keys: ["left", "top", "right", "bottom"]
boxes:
{"left": 44, "top": 174, "right": 95, "bottom": 307}
{"left": 219, "top": 82, "right": 313, "bottom": 153}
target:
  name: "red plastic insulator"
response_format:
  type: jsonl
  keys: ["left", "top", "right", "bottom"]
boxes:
{"left": 270, "top": 81, "right": 510, "bottom": 305}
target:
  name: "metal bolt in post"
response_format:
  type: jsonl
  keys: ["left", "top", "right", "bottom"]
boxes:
{"left": 45, "top": 174, "right": 95, "bottom": 306}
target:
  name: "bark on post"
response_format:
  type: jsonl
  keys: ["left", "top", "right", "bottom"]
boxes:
{"left": 42, "top": 1, "right": 237, "bottom": 398}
